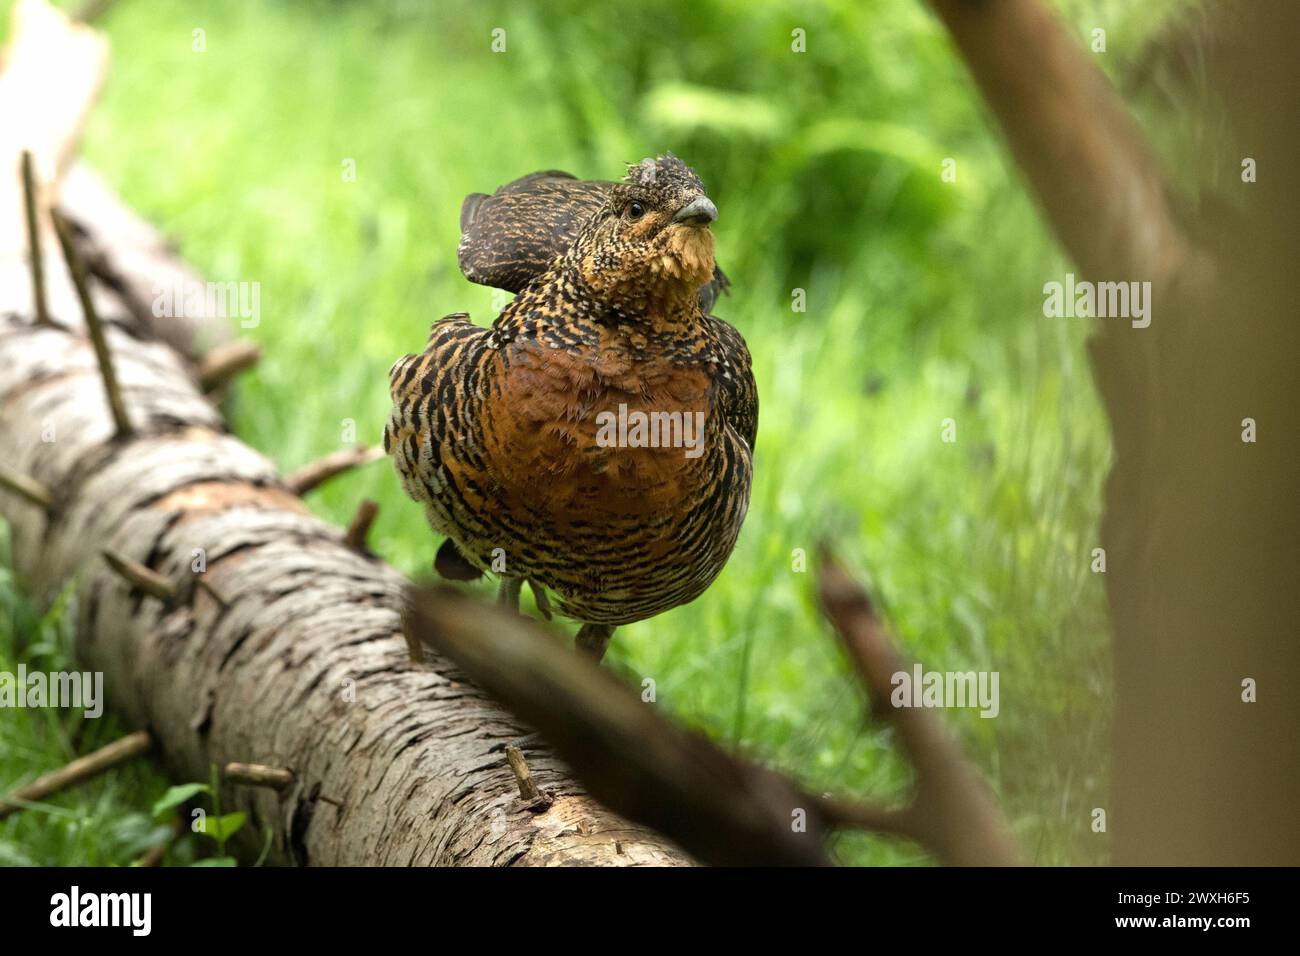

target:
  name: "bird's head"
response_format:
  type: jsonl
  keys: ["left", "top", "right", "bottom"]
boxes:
{"left": 570, "top": 155, "right": 718, "bottom": 316}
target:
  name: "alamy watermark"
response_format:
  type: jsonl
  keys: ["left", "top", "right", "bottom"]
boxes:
{"left": 595, "top": 403, "right": 706, "bottom": 459}
{"left": 152, "top": 280, "right": 261, "bottom": 328}
{"left": 891, "top": 664, "right": 1000, "bottom": 718}
{"left": 50, "top": 886, "right": 150, "bottom": 936}
{"left": 1043, "top": 273, "right": 1151, "bottom": 328}
{"left": 0, "top": 666, "right": 103, "bottom": 719}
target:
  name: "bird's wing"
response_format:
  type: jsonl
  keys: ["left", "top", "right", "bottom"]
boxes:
{"left": 458, "top": 170, "right": 733, "bottom": 309}
{"left": 458, "top": 172, "right": 610, "bottom": 294}
{"left": 699, "top": 265, "right": 731, "bottom": 315}
{"left": 385, "top": 312, "right": 495, "bottom": 580}
{"left": 707, "top": 314, "right": 758, "bottom": 453}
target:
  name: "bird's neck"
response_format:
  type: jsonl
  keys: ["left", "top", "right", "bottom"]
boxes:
{"left": 555, "top": 255, "right": 704, "bottom": 338}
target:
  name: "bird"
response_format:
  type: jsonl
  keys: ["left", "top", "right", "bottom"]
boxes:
{"left": 385, "top": 155, "right": 757, "bottom": 662}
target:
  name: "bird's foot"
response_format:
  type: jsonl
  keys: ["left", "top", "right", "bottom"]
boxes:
{"left": 528, "top": 580, "right": 553, "bottom": 620}
{"left": 575, "top": 623, "right": 615, "bottom": 663}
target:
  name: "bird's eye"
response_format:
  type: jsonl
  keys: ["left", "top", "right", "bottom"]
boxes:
{"left": 626, "top": 201, "right": 645, "bottom": 220}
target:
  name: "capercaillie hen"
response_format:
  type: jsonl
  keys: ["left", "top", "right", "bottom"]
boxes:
{"left": 385, "top": 155, "right": 757, "bottom": 662}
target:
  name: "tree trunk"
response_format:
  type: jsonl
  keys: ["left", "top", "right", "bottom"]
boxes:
{"left": 927, "top": 0, "right": 1300, "bottom": 864}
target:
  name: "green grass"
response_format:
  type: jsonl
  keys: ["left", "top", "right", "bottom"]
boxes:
{"left": 0, "top": 529, "right": 196, "bottom": 865}
{"left": 2, "top": 0, "right": 1201, "bottom": 865}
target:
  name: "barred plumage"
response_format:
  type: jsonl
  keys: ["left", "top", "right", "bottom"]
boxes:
{"left": 386, "top": 156, "right": 757, "bottom": 660}
{"left": 458, "top": 168, "right": 731, "bottom": 314}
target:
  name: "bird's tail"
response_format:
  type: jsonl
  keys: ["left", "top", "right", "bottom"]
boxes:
{"left": 434, "top": 538, "right": 483, "bottom": 581}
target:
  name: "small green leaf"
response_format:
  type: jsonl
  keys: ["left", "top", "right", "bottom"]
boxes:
{"left": 152, "top": 783, "right": 211, "bottom": 820}
{"left": 197, "top": 812, "right": 246, "bottom": 842}
{"left": 191, "top": 857, "right": 238, "bottom": 867}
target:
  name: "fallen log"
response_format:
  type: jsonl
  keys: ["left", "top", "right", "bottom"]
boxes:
{"left": 0, "top": 0, "right": 686, "bottom": 867}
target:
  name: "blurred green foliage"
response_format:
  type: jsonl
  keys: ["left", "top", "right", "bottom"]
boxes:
{"left": 2, "top": 0, "right": 1197, "bottom": 864}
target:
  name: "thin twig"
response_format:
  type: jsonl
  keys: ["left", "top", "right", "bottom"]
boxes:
{"left": 505, "top": 744, "right": 551, "bottom": 808}
{"left": 198, "top": 339, "right": 260, "bottom": 393}
{"left": 0, "top": 461, "right": 54, "bottom": 511}
{"left": 20, "top": 150, "right": 50, "bottom": 326}
{"left": 343, "top": 498, "right": 379, "bottom": 553}
{"left": 223, "top": 762, "right": 295, "bottom": 792}
{"left": 51, "top": 209, "right": 133, "bottom": 439}
{"left": 807, "top": 794, "right": 917, "bottom": 839}
{"left": 195, "top": 576, "right": 228, "bottom": 607}
{"left": 816, "top": 551, "right": 1022, "bottom": 866}
{"left": 103, "top": 549, "right": 176, "bottom": 602}
{"left": 0, "top": 731, "right": 152, "bottom": 820}
{"left": 284, "top": 446, "right": 384, "bottom": 497}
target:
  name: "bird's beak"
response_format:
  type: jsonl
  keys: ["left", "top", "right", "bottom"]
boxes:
{"left": 672, "top": 195, "right": 718, "bottom": 226}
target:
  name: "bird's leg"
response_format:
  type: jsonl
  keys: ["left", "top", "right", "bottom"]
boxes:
{"left": 575, "top": 623, "right": 615, "bottom": 663}
{"left": 528, "top": 580, "right": 553, "bottom": 620}
{"left": 497, "top": 576, "right": 522, "bottom": 610}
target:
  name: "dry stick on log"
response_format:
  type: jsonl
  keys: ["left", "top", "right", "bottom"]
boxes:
{"left": 0, "top": 731, "right": 151, "bottom": 820}
{"left": 20, "top": 150, "right": 49, "bottom": 325}
{"left": 51, "top": 207, "right": 133, "bottom": 438}
{"left": 224, "top": 762, "right": 295, "bottom": 792}
{"left": 816, "top": 552, "right": 1021, "bottom": 866}
{"left": 343, "top": 498, "right": 379, "bottom": 553}
{"left": 198, "top": 339, "right": 260, "bottom": 393}
{"left": 505, "top": 744, "right": 551, "bottom": 809}
{"left": 58, "top": 165, "right": 233, "bottom": 361}
{"left": 103, "top": 548, "right": 176, "bottom": 603}
{"left": 0, "top": 460, "right": 53, "bottom": 510}
{"left": 283, "top": 446, "right": 384, "bottom": 497}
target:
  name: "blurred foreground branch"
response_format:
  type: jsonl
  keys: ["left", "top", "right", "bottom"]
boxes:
{"left": 405, "top": 554, "right": 1021, "bottom": 866}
